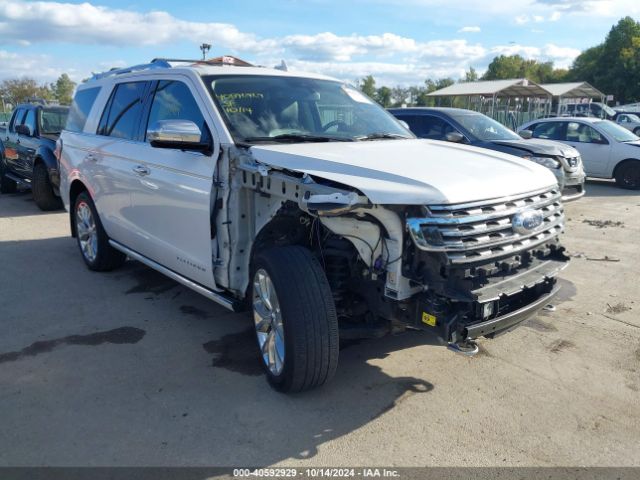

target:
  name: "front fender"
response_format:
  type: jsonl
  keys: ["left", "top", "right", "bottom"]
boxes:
{"left": 35, "top": 145, "right": 60, "bottom": 189}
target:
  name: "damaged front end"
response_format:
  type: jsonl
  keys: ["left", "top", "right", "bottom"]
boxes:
{"left": 400, "top": 186, "right": 569, "bottom": 345}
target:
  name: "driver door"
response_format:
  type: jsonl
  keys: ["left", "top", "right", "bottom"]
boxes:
{"left": 563, "top": 122, "right": 611, "bottom": 177}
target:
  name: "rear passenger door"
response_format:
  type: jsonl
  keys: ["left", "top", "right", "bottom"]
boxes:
{"left": 120, "top": 78, "right": 217, "bottom": 289}
{"left": 89, "top": 81, "right": 152, "bottom": 246}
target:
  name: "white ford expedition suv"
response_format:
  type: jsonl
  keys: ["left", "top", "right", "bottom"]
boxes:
{"left": 59, "top": 57, "right": 569, "bottom": 392}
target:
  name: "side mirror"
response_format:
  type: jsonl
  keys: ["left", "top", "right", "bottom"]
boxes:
{"left": 147, "top": 120, "right": 210, "bottom": 153}
{"left": 15, "top": 124, "right": 33, "bottom": 136}
{"left": 445, "top": 131, "right": 464, "bottom": 143}
{"left": 519, "top": 130, "right": 533, "bottom": 139}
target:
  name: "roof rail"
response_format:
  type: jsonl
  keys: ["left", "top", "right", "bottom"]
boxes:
{"left": 90, "top": 59, "right": 172, "bottom": 81}
{"left": 89, "top": 55, "right": 254, "bottom": 82}
{"left": 152, "top": 56, "right": 254, "bottom": 67}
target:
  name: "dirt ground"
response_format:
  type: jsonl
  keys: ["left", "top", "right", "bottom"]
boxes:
{"left": 0, "top": 180, "right": 639, "bottom": 467}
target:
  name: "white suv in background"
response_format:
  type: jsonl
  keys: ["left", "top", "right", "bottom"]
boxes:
{"left": 59, "top": 58, "right": 569, "bottom": 392}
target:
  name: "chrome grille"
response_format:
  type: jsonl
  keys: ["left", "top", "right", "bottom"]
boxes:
{"left": 407, "top": 187, "right": 564, "bottom": 264}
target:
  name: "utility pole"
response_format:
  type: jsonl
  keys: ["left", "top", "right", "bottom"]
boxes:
{"left": 200, "top": 43, "right": 211, "bottom": 61}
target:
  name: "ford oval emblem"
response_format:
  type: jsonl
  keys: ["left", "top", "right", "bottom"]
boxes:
{"left": 512, "top": 209, "right": 544, "bottom": 234}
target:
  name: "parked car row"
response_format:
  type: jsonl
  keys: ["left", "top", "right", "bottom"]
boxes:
{"left": 389, "top": 107, "right": 640, "bottom": 191}
{"left": 389, "top": 108, "right": 586, "bottom": 201}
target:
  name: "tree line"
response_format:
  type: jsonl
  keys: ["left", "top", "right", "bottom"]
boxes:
{"left": 0, "top": 74, "right": 77, "bottom": 111}
{"left": 358, "top": 16, "right": 640, "bottom": 108}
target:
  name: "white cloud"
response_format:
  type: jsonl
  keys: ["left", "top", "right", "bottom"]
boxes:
{"left": 0, "top": 49, "right": 69, "bottom": 81}
{"left": 549, "top": 11, "right": 562, "bottom": 21}
{"left": 0, "top": 0, "right": 585, "bottom": 86}
{"left": 0, "top": 0, "right": 274, "bottom": 51}
{"left": 279, "top": 32, "right": 419, "bottom": 61}
{"left": 488, "top": 42, "right": 581, "bottom": 68}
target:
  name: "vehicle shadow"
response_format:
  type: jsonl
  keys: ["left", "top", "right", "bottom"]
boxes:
{"left": 584, "top": 178, "right": 639, "bottom": 197}
{"left": 0, "top": 235, "right": 439, "bottom": 466}
{"left": 0, "top": 190, "right": 64, "bottom": 218}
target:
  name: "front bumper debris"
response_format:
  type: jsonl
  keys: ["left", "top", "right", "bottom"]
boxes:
{"left": 412, "top": 258, "right": 567, "bottom": 342}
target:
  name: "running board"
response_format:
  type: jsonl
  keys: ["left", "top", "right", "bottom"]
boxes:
{"left": 108, "top": 240, "right": 240, "bottom": 312}
{"left": 6, "top": 173, "right": 31, "bottom": 187}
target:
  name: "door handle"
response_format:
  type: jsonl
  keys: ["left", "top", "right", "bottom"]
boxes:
{"left": 133, "top": 165, "right": 150, "bottom": 176}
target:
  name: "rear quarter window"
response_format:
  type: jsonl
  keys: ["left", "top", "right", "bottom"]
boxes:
{"left": 66, "top": 87, "right": 101, "bottom": 133}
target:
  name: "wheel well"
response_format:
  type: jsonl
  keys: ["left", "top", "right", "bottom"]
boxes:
{"left": 613, "top": 159, "right": 640, "bottom": 179}
{"left": 69, "top": 180, "right": 89, "bottom": 237}
{"left": 250, "top": 203, "right": 312, "bottom": 264}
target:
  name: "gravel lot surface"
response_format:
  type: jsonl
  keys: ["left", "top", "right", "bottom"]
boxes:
{"left": 0, "top": 181, "right": 639, "bottom": 467}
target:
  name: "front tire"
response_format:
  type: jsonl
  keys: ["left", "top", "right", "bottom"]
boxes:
{"left": 73, "top": 191, "right": 126, "bottom": 271}
{"left": 614, "top": 161, "right": 640, "bottom": 190}
{"left": 633, "top": 127, "right": 640, "bottom": 136}
{"left": 251, "top": 246, "right": 339, "bottom": 392}
{"left": 32, "top": 163, "right": 62, "bottom": 211}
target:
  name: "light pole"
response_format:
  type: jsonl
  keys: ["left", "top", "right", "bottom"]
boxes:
{"left": 200, "top": 43, "right": 211, "bottom": 61}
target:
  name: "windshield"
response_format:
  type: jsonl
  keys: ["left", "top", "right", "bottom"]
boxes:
{"left": 595, "top": 120, "right": 640, "bottom": 142}
{"left": 448, "top": 112, "right": 521, "bottom": 141}
{"left": 204, "top": 75, "right": 412, "bottom": 143}
{"left": 40, "top": 108, "right": 69, "bottom": 134}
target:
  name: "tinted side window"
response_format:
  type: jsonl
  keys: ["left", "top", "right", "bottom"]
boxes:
{"left": 67, "top": 87, "right": 101, "bottom": 133}
{"left": 8, "top": 108, "right": 25, "bottom": 133}
{"left": 23, "top": 109, "right": 36, "bottom": 134}
{"left": 145, "top": 81, "right": 209, "bottom": 142}
{"left": 396, "top": 115, "right": 426, "bottom": 136}
{"left": 421, "top": 116, "right": 455, "bottom": 140}
{"left": 531, "top": 122, "right": 563, "bottom": 140}
{"left": 98, "top": 82, "right": 148, "bottom": 140}
{"left": 565, "top": 122, "right": 605, "bottom": 143}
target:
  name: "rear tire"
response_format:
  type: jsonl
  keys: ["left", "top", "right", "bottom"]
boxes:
{"left": 251, "top": 246, "right": 339, "bottom": 392}
{"left": 0, "top": 158, "right": 17, "bottom": 194}
{"left": 614, "top": 161, "right": 640, "bottom": 190}
{"left": 32, "top": 163, "right": 62, "bottom": 211}
{"left": 73, "top": 191, "right": 126, "bottom": 271}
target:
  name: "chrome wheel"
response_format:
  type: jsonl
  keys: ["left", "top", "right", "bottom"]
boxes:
{"left": 253, "top": 269, "right": 285, "bottom": 375}
{"left": 76, "top": 201, "right": 98, "bottom": 263}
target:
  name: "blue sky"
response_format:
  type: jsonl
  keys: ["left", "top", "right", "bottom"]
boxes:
{"left": 0, "top": 0, "right": 638, "bottom": 86}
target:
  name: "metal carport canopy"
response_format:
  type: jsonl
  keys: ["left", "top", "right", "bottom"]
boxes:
{"left": 539, "top": 82, "right": 604, "bottom": 99}
{"left": 426, "top": 78, "right": 550, "bottom": 97}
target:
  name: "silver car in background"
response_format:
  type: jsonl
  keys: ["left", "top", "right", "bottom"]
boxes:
{"left": 519, "top": 117, "right": 640, "bottom": 189}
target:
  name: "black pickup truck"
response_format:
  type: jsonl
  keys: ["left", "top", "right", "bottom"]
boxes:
{"left": 0, "top": 103, "right": 69, "bottom": 210}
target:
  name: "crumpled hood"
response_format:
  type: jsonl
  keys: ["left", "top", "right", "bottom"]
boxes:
{"left": 493, "top": 138, "right": 580, "bottom": 158}
{"left": 249, "top": 139, "right": 558, "bottom": 205}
